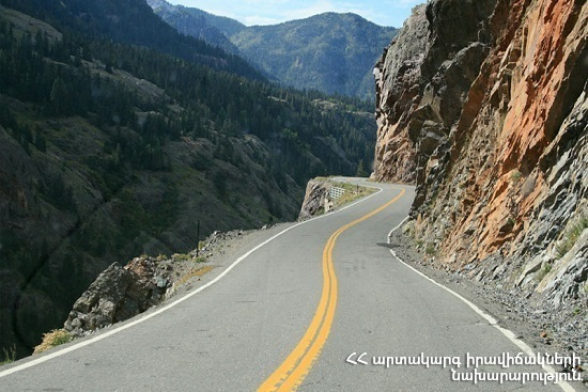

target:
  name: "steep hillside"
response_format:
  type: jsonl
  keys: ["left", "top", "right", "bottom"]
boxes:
{"left": 0, "top": 5, "right": 376, "bottom": 359}
{"left": 146, "top": 0, "right": 241, "bottom": 55}
{"left": 0, "top": 0, "right": 260, "bottom": 79}
{"left": 178, "top": 3, "right": 245, "bottom": 37}
{"left": 373, "top": 0, "right": 587, "bottom": 315}
{"left": 148, "top": 1, "right": 397, "bottom": 100}
{"left": 231, "top": 13, "right": 397, "bottom": 100}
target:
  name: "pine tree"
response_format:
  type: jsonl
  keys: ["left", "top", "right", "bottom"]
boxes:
{"left": 356, "top": 159, "right": 369, "bottom": 177}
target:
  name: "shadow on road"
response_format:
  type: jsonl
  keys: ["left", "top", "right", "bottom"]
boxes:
{"left": 375, "top": 242, "right": 399, "bottom": 249}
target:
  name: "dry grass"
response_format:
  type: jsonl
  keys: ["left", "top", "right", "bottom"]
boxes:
{"left": 173, "top": 265, "right": 216, "bottom": 288}
{"left": 33, "top": 329, "right": 73, "bottom": 355}
{"left": 330, "top": 181, "right": 377, "bottom": 209}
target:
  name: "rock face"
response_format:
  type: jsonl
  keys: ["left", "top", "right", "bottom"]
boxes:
{"left": 372, "top": 4, "right": 429, "bottom": 184}
{"left": 298, "top": 179, "right": 335, "bottom": 220}
{"left": 64, "top": 257, "right": 172, "bottom": 336}
{"left": 373, "top": 0, "right": 588, "bottom": 308}
{"left": 62, "top": 229, "right": 249, "bottom": 336}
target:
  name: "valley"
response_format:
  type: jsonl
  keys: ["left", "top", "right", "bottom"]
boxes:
{"left": 0, "top": 1, "right": 375, "bottom": 358}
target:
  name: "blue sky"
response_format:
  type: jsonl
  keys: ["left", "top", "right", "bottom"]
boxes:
{"left": 169, "top": 0, "right": 423, "bottom": 28}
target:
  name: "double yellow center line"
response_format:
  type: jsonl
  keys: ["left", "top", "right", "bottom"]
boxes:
{"left": 258, "top": 188, "right": 406, "bottom": 391}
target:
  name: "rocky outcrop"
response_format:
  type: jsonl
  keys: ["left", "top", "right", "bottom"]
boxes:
{"left": 61, "top": 229, "right": 249, "bottom": 337}
{"left": 374, "top": 0, "right": 588, "bottom": 310}
{"left": 372, "top": 4, "right": 429, "bottom": 184}
{"left": 298, "top": 179, "right": 335, "bottom": 220}
{"left": 64, "top": 257, "right": 172, "bottom": 336}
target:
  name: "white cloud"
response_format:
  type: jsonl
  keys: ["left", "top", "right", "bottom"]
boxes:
{"left": 244, "top": 15, "right": 282, "bottom": 26}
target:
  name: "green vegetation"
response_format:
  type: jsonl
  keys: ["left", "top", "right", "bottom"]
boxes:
{"left": 510, "top": 170, "right": 523, "bottom": 185}
{"left": 168, "top": 253, "right": 205, "bottom": 263}
{"left": 355, "top": 160, "right": 369, "bottom": 177}
{"left": 555, "top": 215, "right": 588, "bottom": 258}
{"left": 536, "top": 263, "right": 553, "bottom": 282}
{"left": 172, "top": 253, "right": 191, "bottom": 263}
{"left": 0, "top": 346, "right": 16, "bottom": 366}
{"left": 425, "top": 244, "right": 437, "bottom": 256}
{"left": 330, "top": 181, "right": 377, "bottom": 208}
{"left": 0, "top": 0, "right": 378, "bottom": 360}
{"left": 153, "top": 3, "right": 397, "bottom": 100}
{"left": 0, "top": 0, "right": 262, "bottom": 80}
{"left": 33, "top": 330, "right": 73, "bottom": 355}
{"left": 147, "top": 0, "right": 242, "bottom": 55}
{"left": 230, "top": 13, "right": 397, "bottom": 100}
{"left": 507, "top": 216, "right": 516, "bottom": 228}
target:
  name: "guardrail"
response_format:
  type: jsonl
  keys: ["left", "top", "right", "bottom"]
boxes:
{"left": 329, "top": 186, "right": 345, "bottom": 200}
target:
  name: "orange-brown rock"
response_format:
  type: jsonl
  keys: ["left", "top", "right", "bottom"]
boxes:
{"left": 374, "top": 0, "right": 588, "bottom": 305}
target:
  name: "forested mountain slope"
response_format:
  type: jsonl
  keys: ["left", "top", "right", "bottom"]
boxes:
{"left": 0, "top": 0, "right": 260, "bottom": 79}
{"left": 230, "top": 13, "right": 397, "bottom": 100}
{"left": 0, "top": 1, "right": 375, "bottom": 359}
{"left": 147, "top": 0, "right": 242, "bottom": 55}
{"left": 148, "top": 0, "right": 397, "bottom": 100}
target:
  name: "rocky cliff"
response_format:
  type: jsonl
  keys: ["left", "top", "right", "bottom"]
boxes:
{"left": 298, "top": 179, "right": 335, "bottom": 220}
{"left": 374, "top": 0, "right": 587, "bottom": 311}
{"left": 33, "top": 229, "right": 244, "bottom": 349}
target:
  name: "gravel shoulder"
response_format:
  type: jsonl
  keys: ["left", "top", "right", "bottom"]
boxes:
{"left": 388, "top": 225, "right": 587, "bottom": 390}
{"left": 167, "top": 223, "right": 294, "bottom": 298}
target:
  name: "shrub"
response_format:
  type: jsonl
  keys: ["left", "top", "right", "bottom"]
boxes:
{"left": 33, "top": 329, "right": 73, "bottom": 355}
{"left": 510, "top": 170, "right": 523, "bottom": 184}
{"left": 172, "top": 253, "right": 190, "bottom": 262}
{"left": 0, "top": 345, "right": 16, "bottom": 366}
{"left": 536, "top": 263, "right": 553, "bottom": 282}
{"left": 556, "top": 215, "right": 588, "bottom": 258}
{"left": 425, "top": 244, "right": 437, "bottom": 256}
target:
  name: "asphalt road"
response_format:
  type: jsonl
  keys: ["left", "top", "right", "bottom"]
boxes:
{"left": 0, "top": 180, "right": 572, "bottom": 391}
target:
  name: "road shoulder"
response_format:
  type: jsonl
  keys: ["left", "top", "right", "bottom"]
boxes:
{"left": 388, "top": 224, "right": 587, "bottom": 390}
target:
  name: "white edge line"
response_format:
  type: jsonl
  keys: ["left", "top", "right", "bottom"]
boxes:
{"left": 0, "top": 180, "right": 387, "bottom": 378}
{"left": 386, "top": 218, "right": 576, "bottom": 392}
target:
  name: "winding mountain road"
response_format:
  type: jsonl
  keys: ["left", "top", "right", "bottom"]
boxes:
{"left": 0, "top": 179, "right": 572, "bottom": 391}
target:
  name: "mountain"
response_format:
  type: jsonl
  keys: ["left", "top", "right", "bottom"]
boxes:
{"left": 146, "top": 0, "right": 241, "bottom": 55}
{"left": 147, "top": 1, "right": 397, "bottom": 100}
{"left": 0, "top": 0, "right": 261, "bottom": 79}
{"left": 230, "top": 13, "right": 397, "bottom": 100}
{"left": 373, "top": 0, "right": 587, "bottom": 325}
{"left": 0, "top": 2, "right": 376, "bottom": 359}
{"left": 174, "top": 3, "right": 245, "bottom": 37}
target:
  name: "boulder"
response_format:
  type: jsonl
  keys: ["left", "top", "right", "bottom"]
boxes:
{"left": 64, "top": 258, "right": 171, "bottom": 336}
